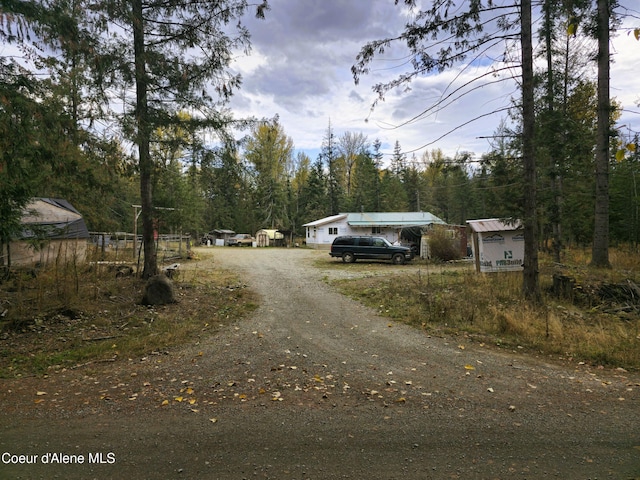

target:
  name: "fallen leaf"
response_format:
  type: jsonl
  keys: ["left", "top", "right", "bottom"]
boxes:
{"left": 464, "top": 365, "right": 475, "bottom": 371}
{"left": 174, "top": 396, "right": 184, "bottom": 402}
{"left": 36, "top": 391, "right": 47, "bottom": 396}
{"left": 161, "top": 400, "right": 169, "bottom": 406}
{"left": 210, "top": 418, "right": 218, "bottom": 423}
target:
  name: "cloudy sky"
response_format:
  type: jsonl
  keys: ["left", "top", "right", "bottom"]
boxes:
{"left": 228, "top": 0, "right": 640, "bottom": 164}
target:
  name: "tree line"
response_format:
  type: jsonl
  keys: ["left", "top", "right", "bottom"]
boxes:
{"left": 0, "top": 0, "right": 638, "bottom": 287}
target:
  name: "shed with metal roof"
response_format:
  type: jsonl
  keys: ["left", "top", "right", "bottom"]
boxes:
{"left": 467, "top": 218, "right": 524, "bottom": 273}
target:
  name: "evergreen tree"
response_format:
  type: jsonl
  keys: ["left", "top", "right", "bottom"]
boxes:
{"left": 0, "top": 59, "right": 86, "bottom": 267}
{"left": 300, "top": 159, "right": 328, "bottom": 222}
{"left": 349, "top": 151, "right": 380, "bottom": 212}
{"left": 371, "top": 139, "right": 384, "bottom": 211}
{"left": 320, "top": 122, "right": 343, "bottom": 215}
{"left": 290, "top": 152, "right": 312, "bottom": 235}
{"left": 92, "top": 0, "right": 268, "bottom": 277}
{"left": 200, "top": 145, "right": 252, "bottom": 233}
{"left": 352, "top": 0, "right": 539, "bottom": 299}
{"left": 610, "top": 134, "right": 640, "bottom": 246}
{"left": 404, "top": 154, "right": 421, "bottom": 212}
{"left": 591, "top": 0, "right": 615, "bottom": 267}
{"left": 390, "top": 141, "right": 406, "bottom": 178}
{"left": 379, "top": 171, "right": 409, "bottom": 212}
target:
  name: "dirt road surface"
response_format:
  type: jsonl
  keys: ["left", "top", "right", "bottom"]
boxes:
{"left": 2, "top": 248, "right": 639, "bottom": 479}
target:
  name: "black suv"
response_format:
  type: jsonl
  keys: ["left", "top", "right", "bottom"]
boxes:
{"left": 329, "top": 236, "right": 413, "bottom": 265}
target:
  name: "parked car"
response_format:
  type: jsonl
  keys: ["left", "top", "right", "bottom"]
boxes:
{"left": 329, "top": 236, "right": 413, "bottom": 265}
{"left": 227, "top": 234, "right": 254, "bottom": 246}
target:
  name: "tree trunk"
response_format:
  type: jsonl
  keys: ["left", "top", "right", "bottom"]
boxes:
{"left": 592, "top": 0, "right": 611, "bottom": 267}
{"left": 133, "top": 0, "right": 157, "bottom": 279}
{"left": 521, "top": 0, "right": 540, "bottom": 301}
{"left": 544, "top": 0, "right": 562, "bottom": 263}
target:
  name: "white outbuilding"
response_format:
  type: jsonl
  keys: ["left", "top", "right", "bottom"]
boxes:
{"left": 467, "top": 218, "right": 524, "bottom": 273}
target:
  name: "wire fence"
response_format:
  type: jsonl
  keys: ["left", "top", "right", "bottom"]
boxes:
{"left": 89, "top": 232, "right": 192, "bottom": 263}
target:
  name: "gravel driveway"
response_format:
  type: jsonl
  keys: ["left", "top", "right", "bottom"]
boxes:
{"left": 2, "top": 247, "right": 639, "bottom": 479}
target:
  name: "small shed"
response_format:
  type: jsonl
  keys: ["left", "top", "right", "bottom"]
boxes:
{"left": 202, "top": 229, "right": 235, "bottom": 246}
{"left": 10, "top": 198, "right": 90, "bottom": 267}
{"left": 467, "top": 218, "right": 524, "bottom": 273}
{"left": 256, "top": 229, "right": 284, "bottom": 247}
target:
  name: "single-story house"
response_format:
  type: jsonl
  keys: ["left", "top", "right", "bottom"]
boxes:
{"left": 256, "top": 229, "right": 284, "bottom": 247}
{"left": 467, "top": 218, "right": 524, "bottom": 273}
{"left": 303, "top": 212, "right": 447, "bottom": 252}
{"left": 8, "top": 198, "right": 90, "bottom": 267}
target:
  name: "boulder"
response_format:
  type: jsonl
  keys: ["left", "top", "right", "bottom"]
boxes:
{"left": 142, "top": 274, "right": 177, "bottom": 306}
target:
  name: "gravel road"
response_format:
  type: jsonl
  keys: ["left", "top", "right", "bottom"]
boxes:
{"left": 2, "top": 247, "right": 639, "bottom": 479}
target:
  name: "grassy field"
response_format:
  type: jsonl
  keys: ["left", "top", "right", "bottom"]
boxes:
{"left": 2, "top": 245, "right": 639, "bottom": 377}
{"left": 329, "top": 246, "right": 640, "bottom": 370}
{"left": 0, "top": 250, "right": 257, "bottom": 378}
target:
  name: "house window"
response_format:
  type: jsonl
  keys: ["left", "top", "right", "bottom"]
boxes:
{"left": 371, "top": 227, "right": 381, "bottom": 234}
{"left": 329, "top": 227, "right": 338, "bottom": 235}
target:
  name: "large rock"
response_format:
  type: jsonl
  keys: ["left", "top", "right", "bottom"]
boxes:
{"left": 141, "top": 274, "right": 177, "bottom": 306}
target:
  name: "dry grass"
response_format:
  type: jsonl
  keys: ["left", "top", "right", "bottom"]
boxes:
{"left": 332, "top": 249, "right": 640, "bottom": 369}
{"left": 0, "top": 250, "right": 258, "bottom": 378}
{"left": 3, "top": 245, "right": 639, "bottom": 377}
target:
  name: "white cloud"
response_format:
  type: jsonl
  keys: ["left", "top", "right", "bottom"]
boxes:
{"left": 228, "top": 0, "right": 640, "bottom": 162}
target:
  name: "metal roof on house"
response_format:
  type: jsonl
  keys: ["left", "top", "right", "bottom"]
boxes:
{"left": 302, "top": 214, "right": 348, "bottom": 227}
{"left": 346, "top": 212, "right": 446, "bottom": 227}
{"left": 467, "top": 218, "right": 522, "bottom": 233}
